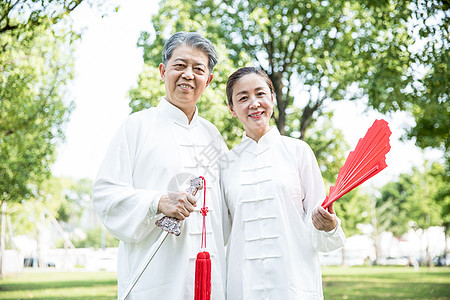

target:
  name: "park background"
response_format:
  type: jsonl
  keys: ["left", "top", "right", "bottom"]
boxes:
{"left": 0, "top": 0, "right": 449, "bottom": 298}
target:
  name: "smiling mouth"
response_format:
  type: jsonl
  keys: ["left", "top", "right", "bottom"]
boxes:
{"left": 249, "top": 111, "right": 264, "bottom": 118}
{"left": 178, "top": 83, "right": 193, "bottom": 90}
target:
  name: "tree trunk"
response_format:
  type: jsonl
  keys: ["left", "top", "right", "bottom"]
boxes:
{"left": 37, "top": 211, "right": 45, "bottom": 269}
{"left": 269, "top": 72, "right": 286, "bottom": 135}
{"left": 446, "top": 234, "right": 449, "bottom": 260}
{"left": 373, "top": 235, "right": 382, "bottom": 265}
{"left": 370, "top": 199, "right": 381, "bottom": 265}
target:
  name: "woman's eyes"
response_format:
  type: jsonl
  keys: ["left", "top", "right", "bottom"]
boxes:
{"left": 238, "top": 92, "right": 266, "bottom": 101}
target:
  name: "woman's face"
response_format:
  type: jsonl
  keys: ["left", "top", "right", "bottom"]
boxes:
{"left": 228, "top": 73, "right": 274, "bottom": 141}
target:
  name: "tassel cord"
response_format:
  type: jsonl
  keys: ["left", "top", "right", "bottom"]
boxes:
{"left": 199, "top": 176, "right": 207, "bottom": 249}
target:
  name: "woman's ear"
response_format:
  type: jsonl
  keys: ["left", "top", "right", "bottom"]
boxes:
{"left": 227, "top": 103, "right": 238, "bottom": 117}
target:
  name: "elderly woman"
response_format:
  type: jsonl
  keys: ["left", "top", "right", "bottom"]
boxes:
{"left": 221, "top": 67, "right": 346, "bottom": 300}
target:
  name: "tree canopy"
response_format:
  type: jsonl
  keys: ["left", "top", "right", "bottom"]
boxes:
{"left": 0, "top": 22, "right": 76, "bottom": 203}
{"left": 404, "top": 0, "right": 449, "bottom": 155}
{"left": 0, "top": 0, "right": 114, "bottom": 203}
{"left": 134, "top": 0, "right": 448, "bottom": 160}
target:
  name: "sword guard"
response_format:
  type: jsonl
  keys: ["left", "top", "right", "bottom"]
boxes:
{"left": 155, "top": 177, "right": 204, "bottom": 235}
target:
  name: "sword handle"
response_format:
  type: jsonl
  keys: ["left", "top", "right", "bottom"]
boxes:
{"left": 155, "top": 177, "right": 204, "bottom": 236}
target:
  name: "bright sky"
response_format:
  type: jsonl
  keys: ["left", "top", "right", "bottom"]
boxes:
{"left": 51, "top": 0, "right": 442, "bottom": 187}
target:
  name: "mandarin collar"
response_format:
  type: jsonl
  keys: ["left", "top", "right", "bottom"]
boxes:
{"left": 240, "top": 126, "right": 280, "bottom": 154}
{"left": 157, "top": 97, "right": 198, "bottom": 127}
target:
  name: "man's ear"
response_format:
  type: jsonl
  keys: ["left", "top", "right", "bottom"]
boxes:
{"left": 159, "top": 63, "right": 166, "bottom": 81}
{"left": 205, "top": 73, "right": 213, "bottom": 87}
{"left": 227, "top": 102, "right": 237, "bottom": 117}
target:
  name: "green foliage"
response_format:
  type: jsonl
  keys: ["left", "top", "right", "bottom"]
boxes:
{"left": 376, "top": 163, "right": 444, "bottom": 237}
{"left": 0, "top": 0, "right": 84, "bottom": 38}
{"left": 7, "top": 177, "right": 93, "bottom": 248}
{"left": 55, "top": 177, "right": 92, "bottom": 224}
{"left": 301, "top": 111, "right": 349, "bottom": 183}
{"left": 0, "top": 10, "right": 78, "bottom": 203}
{"left": 333, "top": 190, "right": 371, "bottom": 237}
{"left": 68, "top": 226, "right": 119, "bottom": 249}
{"left": 405, "top": 0, "right": 449, "bottom": 156}
{"left": 428, "top": 162, "right": 450, "bottom": 235}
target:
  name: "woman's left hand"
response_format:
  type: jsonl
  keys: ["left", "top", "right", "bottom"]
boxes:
{"left": 312, "top": 203, "right": 337, "bottom": 232}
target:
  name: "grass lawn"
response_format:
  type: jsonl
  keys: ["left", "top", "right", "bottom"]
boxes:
{"left": 322, "top": 266, "right": 450, "bottom": 299}
{"left": 0, "top": 270, "right": 117, "bottom": 299}
{"left": 0, "top": 266, "right": 449, "bottom": 299}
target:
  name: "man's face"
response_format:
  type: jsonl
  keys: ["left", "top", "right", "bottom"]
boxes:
{"left": 159, "top": 45, "right": 213, "bottom": 118}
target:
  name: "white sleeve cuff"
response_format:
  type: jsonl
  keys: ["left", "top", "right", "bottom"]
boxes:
{"left": 147, "top": 191, "right": 165, "bottom": 219}
{"left": 322, "top": 216, "right": 341, "bottom": 236}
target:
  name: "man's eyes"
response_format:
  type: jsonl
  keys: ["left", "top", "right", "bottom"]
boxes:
{"left": 173, "top": 64, "right": 205, "bottom": 73}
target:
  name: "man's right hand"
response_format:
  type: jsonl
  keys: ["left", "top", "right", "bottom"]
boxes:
{"left": 157, "top": 192, "right": 197, "bottom": 220}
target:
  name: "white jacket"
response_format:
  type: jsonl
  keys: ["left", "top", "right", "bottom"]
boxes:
{"left": 93, "top": 97, "right": 228, "bottom": 299}
{"left": 221, "top": 127, "right": 346, "bottom": 300}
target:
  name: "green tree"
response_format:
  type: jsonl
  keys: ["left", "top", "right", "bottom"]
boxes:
{"left": 0, "top": 0, "right": 84, "bottom": 38}
{"left": 402, "top": 1, "right": 449, "bottom": 157}
{"left": 302, "top": 112, "right": 349, "bottom": 183}
{"left": 0, "top": 0, "right": 106, "bottom": 277}
{"left": 55, "top": 177, "right": 92, "bottom": 225}
{"left": 0, "top": 17, "right": 78, "bottom": 204}
{"left": 0, "top": 21, "right": 77, "bottom": 277}
{"left": 375, "top": 165, "right": 444, "bottom": 265}
{"left": 429, "top": 162, "right": 450, "bottom": 237}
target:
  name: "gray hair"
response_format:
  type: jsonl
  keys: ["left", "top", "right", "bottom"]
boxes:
{"left": 162, "top": 32, "right": 218, "bottom": 74}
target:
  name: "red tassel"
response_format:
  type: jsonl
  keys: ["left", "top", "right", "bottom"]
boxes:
{"left": 194, "top": 176, "right": 211, "bottom": 300}
{"left": 194, "top": 251, "right": 211, "bottom": 300}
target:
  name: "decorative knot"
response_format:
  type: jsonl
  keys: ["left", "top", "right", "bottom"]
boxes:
{"left": 200, "top": 207, "right": 209, "bottom": 217}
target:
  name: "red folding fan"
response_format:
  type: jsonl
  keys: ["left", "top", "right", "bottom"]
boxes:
{"left": 321, "top": 119, "right": 392, "bottom": 209}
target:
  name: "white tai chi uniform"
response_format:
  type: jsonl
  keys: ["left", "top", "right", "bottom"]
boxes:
{"left": 221, "top": 127, "right": 346, "bottom": 300}
{"left": 93, "top": 97, "right": 228, "bottom": 299}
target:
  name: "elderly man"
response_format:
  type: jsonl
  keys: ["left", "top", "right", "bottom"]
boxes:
{"left": 93, "top": 32, "right": 228, "bottom": 299}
